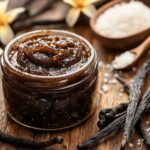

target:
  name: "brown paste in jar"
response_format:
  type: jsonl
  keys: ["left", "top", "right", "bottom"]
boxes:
{"left": 2, "top": 30, "right": 97, "bottom": 130}
{"left": 9, "top": 33, "right": 91, "bottom": 76}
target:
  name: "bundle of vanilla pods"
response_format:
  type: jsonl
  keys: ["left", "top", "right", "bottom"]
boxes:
{"left": 78, "top": 60, "right": 150, "bottom": 150}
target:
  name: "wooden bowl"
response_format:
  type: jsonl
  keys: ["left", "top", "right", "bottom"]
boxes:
{"left": 90, "top": 0, "right": 150, "bottom": 50}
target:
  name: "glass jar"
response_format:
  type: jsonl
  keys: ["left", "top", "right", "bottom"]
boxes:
{"left": 1, "top": 30, "right": 98, "bottom": 130}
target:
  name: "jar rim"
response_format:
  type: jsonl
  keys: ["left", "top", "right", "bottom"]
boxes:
{"left": 3, "top": 29, "right": 96, "bottom": 80}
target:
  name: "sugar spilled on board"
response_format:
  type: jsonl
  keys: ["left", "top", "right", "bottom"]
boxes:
{"left": 98, "top": 61, "right": 124, "bottom": 95}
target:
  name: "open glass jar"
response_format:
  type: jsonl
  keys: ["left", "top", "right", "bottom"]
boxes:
{"left": 1, "top": 30, "right": 98, "bottom": 130}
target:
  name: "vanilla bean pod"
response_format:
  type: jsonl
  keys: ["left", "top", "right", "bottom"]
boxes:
{"left": 99, "top": 89, "right": 150, "bottom": 149}
{"left": 23, "top": 0, "right": 54, "bottom": 18}
{"left": 98, "top": 108, "right": 112, "bottom": 128}
{"left": 103, "top": 86, "right": 150, "bottom": 132}
{"left": 121, "top": 61, "right": 150, "bottom": 149}
{"left": 13, "top": 19, "right": 65, "bottom": 32}
{"left": 99, "top": 108, "right": 112, "bottom": 116}
{"left": 0, "top": 132, "right": 63, "bottom": 148}
{"left": 77, "top": 104, "right": 150, "bottom": 150}
{"left": 98, "top": 103, "right": 128, "bottom": 128}
{"left": 14, "top": 0, "right": 56, "bottom": 23}
{"left": 128, "top": 87, "right": 150, "bottom": 137}
{"left": 78, "top": 114, "right": 126, "bottom": 150}
{"left": 97, "top": 77, "right": 130, "bottom": 128}
{"left": 14, "top": 0, "right": 35, "bottom": 22}
{"left": 97, "top": 114, "right": 123, "bottom": 129}
{"left": 105, "top": 103, "right": 128, "bottom": 118}
{"left": 99, "top": 103, "right": 150, "bottom": 128}
{"left": 98, "top": 87, "right": 150, "bottom": 150}
{"left": 23, "top": 0, "right": 35, "bottom": 7}
{"left": 28, "top": 0, "right": 55, "bottom": 18}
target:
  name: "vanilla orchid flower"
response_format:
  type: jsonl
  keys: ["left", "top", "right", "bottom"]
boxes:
{"left": 0, "top": 0, "right": 25, "bottom": 45}
{"left": 63, "top": 0, "right": 98, "bottom": 27}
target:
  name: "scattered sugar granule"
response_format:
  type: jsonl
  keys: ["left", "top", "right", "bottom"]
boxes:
{"left": 119, "top": 93, "right": 123, "bottom": 97}
{"left": 98, "top": 61, "right": 104, "bottom": 67}
{"left": 141, "top": 139, "right": 144, "bottom": 142}
{"left": 132, "top": 67, "right": 136, "bottom": 72}
{"left": 137, "top": 142, "right": 141, "bottom": 146}
{"left": 137, "top": 139, "right": 142, "bottom": 146}
{"left": 112, "top": 51, "right": 136, "bottom": 69}
{"left": 96, "top": 1, "right": 150, "bottom": 38}
{"left": 104, "top": 73, "right": 109, "bottom": 78}
{"left": 105, "top": 64, "right": 113, "bottom": 71}
{"left": 129, "top": 143, "right": 134, "bottom": 148}
{"left": 103, "top": 78, "right": 109, "bottom": 84}
{"left": 130, "top": 79, "right": 134, "bottom": 84}
{"left": 101, "top": 84, "right": 109, "bottom": 93}
{"left": 114, "top": 73, "right": 120, "bottom": 78}
{"left": 106, "top": 64, "right": 112, "bottom": 69}
{"left": 99, "top": 90, "right": 104, "bottom": 95}
{"left": 146, "top": 128, "right": 150, "bottom": 132}
{"left": 120, "top": 88, "right": 124, "bottom": 93}
{"left": 110, "top": 78, "right": 118, "bottom": 84}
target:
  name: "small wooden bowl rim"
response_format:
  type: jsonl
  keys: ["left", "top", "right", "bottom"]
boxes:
{"left": 90, "top": 0, "right": 150, "bottom": 40}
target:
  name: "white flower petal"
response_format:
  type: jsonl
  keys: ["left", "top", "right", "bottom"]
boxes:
{"left": 82, "top": 4, "right": 96, "bottom": 18}
{"left": 63, "top": 0, "right": 76, "bottom": 7}
{"left": 66, "top": 8, "right": 80, "bottom": 27}
{"left": 7, "top": 7, "right": 25, "bottom": 23}
{"left": 0, "top": 24, "right": 14, "bottom": 45}
{"left": 0, "top": 0, "right": 9, "bottom": 12}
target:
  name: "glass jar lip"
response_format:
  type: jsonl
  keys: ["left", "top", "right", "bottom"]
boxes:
{"left": 3, "top": 29, "right": 96, "bottom": 80}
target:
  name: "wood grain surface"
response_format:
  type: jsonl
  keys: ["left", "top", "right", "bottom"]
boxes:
{"left": 0, "top": 0, "right": 150, "bottom": 150}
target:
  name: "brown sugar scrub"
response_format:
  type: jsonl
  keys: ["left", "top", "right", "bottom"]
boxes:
{"left": 1, "top": 30, "right": 98, "bottom": 130}
{"left": 9, "top": 32, "right": 91, "bottom": 76}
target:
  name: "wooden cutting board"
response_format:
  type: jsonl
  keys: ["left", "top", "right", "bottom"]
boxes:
{"left": 0, "top": 0, "right": 150, "bottom": 150}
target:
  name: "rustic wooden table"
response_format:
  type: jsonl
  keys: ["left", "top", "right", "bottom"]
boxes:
{"left": 0, "top": 0, "right": 149, "bottom": 150}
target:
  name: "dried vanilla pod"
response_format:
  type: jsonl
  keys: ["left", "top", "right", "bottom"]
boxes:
{"left": 78, "top": 114, "right": 126, "bottom": 150}
{"left": 77, "top": 103, "right": 150, "bottom": 150}
{"left": 0, "top": 132, "right": 63, "bottom": 148}
{"left": 121, "top": 61, "right": 150, "bottom": 149}
{"left": 98, "top": 103, "right": 128, "bottom": 128}
{"left": 130, "top": 87, "right": 150, "bottom": 134}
